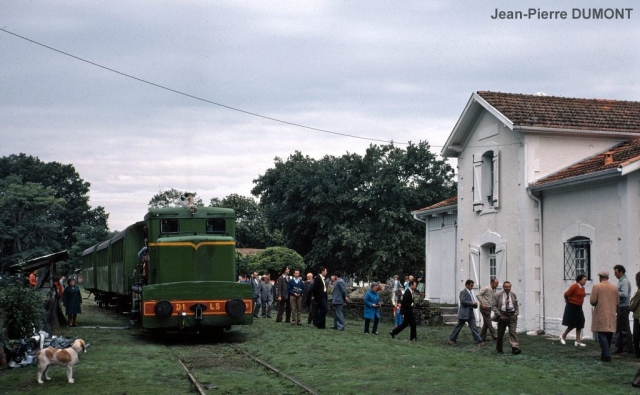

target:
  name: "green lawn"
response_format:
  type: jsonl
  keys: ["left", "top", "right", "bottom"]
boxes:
{"left": 1, "top": 302, "right": 637, "bottom": 394}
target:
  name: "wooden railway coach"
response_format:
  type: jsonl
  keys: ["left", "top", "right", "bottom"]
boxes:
{"left": 82, "top": 199, "right": 253, "bottom": 332}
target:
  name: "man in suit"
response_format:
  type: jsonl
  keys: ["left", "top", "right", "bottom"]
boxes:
{"left": 390, "top": 280, "right": 417, "bottom": 341}
{"left": 275, "top": 266, "right": 291, "bottom": 323}
{"left": 447, "top": 279, "right": 485, "bottom": 346}
{"left": 332, "top": 271, "right": 348, "bottom": 330}
{"left": 492, "top": 280, "right": 521, "bottom": 355}
{"left": 312, "top": 266, "right": 328, "bottom": 329}
{"left": 590, "top": 270, "right": 620, "bottom": 362}
{"left": 250, "top": 271, "right": 261, "bottom": 318}
{"left": 303, "top": 272, "right": 315, "bottom": 324}
{"left": 477, "top": 277, "right": 499, "bottom": 341}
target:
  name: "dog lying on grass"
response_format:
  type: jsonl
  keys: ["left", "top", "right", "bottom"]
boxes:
{"left": 36, "top": 339, "right": 86, "bottom": 384}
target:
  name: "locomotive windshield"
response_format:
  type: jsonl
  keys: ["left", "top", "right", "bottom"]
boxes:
{"left": 160, "top": 219, "right": 179, "bottom": 234}
{"left": 206, "top": 218, "right": 226, "bottom": 234}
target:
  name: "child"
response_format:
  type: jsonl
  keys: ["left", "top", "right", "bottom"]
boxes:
{"left": 394, "top": 302, "right": 403, "bottom": 327}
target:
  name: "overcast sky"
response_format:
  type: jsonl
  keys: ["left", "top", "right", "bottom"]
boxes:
{"left": 1, "top": 1, "right": 638, "bottom": 231}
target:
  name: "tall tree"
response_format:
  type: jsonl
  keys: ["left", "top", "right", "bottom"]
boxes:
{"left": 148, "top": 189, "right": 204, "bottom": 208}
{"left": 210, "top": 194, "right": 282, "bottom": 248}
{"left": 0, "top": 175, "right": 65, "bottom": 267}
{"left": 252, "top": 141, "right": 456, "bottom": 279}
{"left": 0, "top": 154, "right": 109, "bottom": 271}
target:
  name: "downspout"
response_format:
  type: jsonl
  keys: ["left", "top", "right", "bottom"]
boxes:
{"left": 524, "top": 140, "right": 544, "bottom": 333}
{"left": 412, "top": 213, "right": 428, "bottom": 301}
{"left": 527, "top": 187, "right": 544, "bottom": 333}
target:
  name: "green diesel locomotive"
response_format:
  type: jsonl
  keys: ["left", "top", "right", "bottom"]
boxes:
{"left": 82, "top": 198, "right": 253, "bottom": 333}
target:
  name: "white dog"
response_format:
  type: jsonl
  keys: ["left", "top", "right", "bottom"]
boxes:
{"left": 36, "top": 339, "right": 86, "bottom": 384}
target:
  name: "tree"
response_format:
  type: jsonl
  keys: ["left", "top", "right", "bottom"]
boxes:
{"left": 247, "top": 247, "right": 306, "bottom": 275}
{"left": 63, "top": 207, "right": 112, "bottom": 275}
{"left": 210, "top": 194, "right": 283, "bottom": 248}
{"left": 0, "top": 175, "right": 66, "bottom": 267}
{"left": 0, "top": 154, "right": 108, "bottom": 269}
{"left": 252, "top": 141, "right": 456, "bottom": 279}
{"left": 148, "top": 189, "right": 204, "bottom": 208}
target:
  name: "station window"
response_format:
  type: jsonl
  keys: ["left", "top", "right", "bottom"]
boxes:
{"left": 206, "top": 219, "right": 226, "bottom": 234}
{"left": 160, "top": 219, "right": 180, "bottom": 234}
{"left": 564, "top": 237, "right": 591, "bottom": 280}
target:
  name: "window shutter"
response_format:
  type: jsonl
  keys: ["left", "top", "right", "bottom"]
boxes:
{"left": 492, "top": 151, "right": 500, "bottom": 208}
{"left": 470, "top": 246, "right": 480, "bottom": 287}
{"left": 473, "top": 155, "right": 483, "bottom": 212}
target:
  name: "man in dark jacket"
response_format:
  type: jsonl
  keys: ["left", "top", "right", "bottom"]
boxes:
{"left": 390, "top": 280, "right": 417, "bottom": 340}
{"left": 303, "top": 272, "right": 315, "bottom": 324}
{"left": 312, "top": 266, "right": 328, "bottom": 329}
{"left": 275, "top": 267, "right": 291, "bottom": 323}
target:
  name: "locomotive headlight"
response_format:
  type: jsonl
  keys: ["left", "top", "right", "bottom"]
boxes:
{"left": 189, "top": 205, "right": 198, "bottom": 215}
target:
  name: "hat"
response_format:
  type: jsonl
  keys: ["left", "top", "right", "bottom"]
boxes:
{"left": 597, "top": 270, "right": 609, "bottom": 278}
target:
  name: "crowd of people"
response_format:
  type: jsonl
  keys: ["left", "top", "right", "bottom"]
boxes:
{"left": 242, "top": 267, "right": 424, "bottom": 336}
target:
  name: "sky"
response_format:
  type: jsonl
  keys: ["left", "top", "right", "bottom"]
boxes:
{"left": 1, "top": 1, "right": 638, "bottom": 231}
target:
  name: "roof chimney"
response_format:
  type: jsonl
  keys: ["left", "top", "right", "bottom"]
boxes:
{"left": 604, "top": 151, "right": 614, "bottom": 165}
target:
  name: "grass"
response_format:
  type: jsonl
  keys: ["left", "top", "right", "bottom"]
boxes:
{"left": 1, "top": 301, "right": 638, "bottom": 395}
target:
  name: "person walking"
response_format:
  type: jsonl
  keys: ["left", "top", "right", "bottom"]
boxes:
{"left": 332, "top": 271, "right": 348, "bottom": 330}
{"left": 492, "top": 281, "right": 521, "bottom": 355}
{"left": 363, "top": 282, "right": 381, "bottom": 334}
{"left": 629, "top": 272, "right": 640, "bottom": 358}
{"left": 447, "top": 279, "right": 485, "bottom": 346}
{"left": 560, "top": 274, "right": 588, "bottom": 346}
{"left": 613, "top": 265, "right": 634, "bottom": 354}
{"left": 62, "top": 278, "right": 82, "bottom": 327}
{"left": 390, "top": 280, "right": 417, "bottom": 341}
{"left": 477, "top": 277, "right": 499, "bottom": 341}
{"left": 590, "top": 270, "right": 620, "bottom": 362}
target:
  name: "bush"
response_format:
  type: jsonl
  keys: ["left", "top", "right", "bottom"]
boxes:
{"left": 0, "top": 282, "right": 46, "bottom": 339}
{"left": 248, "top": 247, "right": 306, "bottom": 275}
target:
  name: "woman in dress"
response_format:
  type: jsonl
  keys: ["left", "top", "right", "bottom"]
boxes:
{"left": 62, "top": 278, "right": 82, "bottom": 327}
{"left": 363, "top": 282, "right": 381, "bottom": 334}
{"left": 560, "top": 274, "right": 588, "bottom": 346}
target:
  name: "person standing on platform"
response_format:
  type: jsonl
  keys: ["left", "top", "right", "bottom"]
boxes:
{"left": 62, "top": 278, "right": 82, "bottom": 327}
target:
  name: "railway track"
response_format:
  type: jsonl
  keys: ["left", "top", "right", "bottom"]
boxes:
{"left": 167, "top": 342, "right": 318, "bottom": 394}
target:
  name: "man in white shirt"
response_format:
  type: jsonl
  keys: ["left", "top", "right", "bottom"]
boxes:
{"left": 447, "top": 279, "right": 484, "bottom": 346}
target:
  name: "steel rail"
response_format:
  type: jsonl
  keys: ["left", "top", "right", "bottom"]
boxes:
{"left": 228, "top": 344, "right": 319, "bottom": 395}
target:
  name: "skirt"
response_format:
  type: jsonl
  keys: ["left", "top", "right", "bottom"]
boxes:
{"left": 562, "top": 302, "right": 585, "bottom": 329}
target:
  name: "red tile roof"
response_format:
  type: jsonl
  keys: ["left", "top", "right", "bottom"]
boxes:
{"left": 413, "top": 195, "right": 457, "bottom": 213}
{"left": 530, "top": 138, "right": 640, "bottom": 187}
{"left": 477, "top": 91, "right": 640, "bottom": 134}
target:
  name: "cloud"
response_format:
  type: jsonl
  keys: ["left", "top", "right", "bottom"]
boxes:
{"left": 1, "top": 0, "right": 637, "bottom": 230}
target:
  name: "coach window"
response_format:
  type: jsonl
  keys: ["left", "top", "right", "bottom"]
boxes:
{"left": 563, "top": 236, "right": 591, "bottom": 280}
{"left": 160, "top": 219, "right": 179, "bottom": 234}
{"left": 206, "top": 219, "right": 226, "bottom": 234}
